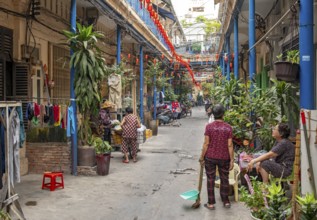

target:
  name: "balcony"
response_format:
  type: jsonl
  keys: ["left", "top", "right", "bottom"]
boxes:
{"left": 125, "top": 0, "right": 169, "bottom": 51}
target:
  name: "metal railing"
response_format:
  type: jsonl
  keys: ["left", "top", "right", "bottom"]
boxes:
{"left": 125, "top": 0, "right": 168, "bottom": 50}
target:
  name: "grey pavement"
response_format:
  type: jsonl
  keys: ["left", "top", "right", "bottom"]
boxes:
{"left": 15, "top": 107, "right": 252, "bottom": 220}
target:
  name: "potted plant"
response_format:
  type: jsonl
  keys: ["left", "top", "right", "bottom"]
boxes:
{"left": 93, "top": 137, "right": 112, "bottom": 176}
{"left": 274, "top": 50, "right": 299, "bottom": 82}
{"left": 264, "top": 180, "right": 291, "bottom": 220}
{"left": 63, "top": 23, "right": 107, "bottom": 166}
{"left": 296, "top": 193, "right": 317, "bottom": 220}
{"left": 240, "top": 176, "right": 266, "bottom": 219}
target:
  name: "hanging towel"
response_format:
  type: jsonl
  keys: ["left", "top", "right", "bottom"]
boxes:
{"left": 16, "top": 106, "right": 25, "bottom": 148}
{"left": 66, "top": 106, "right": 76, "bottom": 137}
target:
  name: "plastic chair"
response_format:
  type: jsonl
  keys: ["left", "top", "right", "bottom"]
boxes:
{"left": 215, "top": 163, "right": 240, "bottom": 202}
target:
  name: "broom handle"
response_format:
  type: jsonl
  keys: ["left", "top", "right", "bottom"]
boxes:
{"left": 198, "top": 164, "right": 204, "bottom": 192}
{"left": 301, "top": 110, "right": 317, "bottom": 198}
{"left": 292, "top": 131, "right": 301, "bottom": 220}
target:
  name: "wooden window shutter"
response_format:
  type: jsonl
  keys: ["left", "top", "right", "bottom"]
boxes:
{"left": 13, "top": 62, "right": 29, "bottom": 129}
{"left": 0, "top": 58, "right": 4, "bottom": 100}
{"left": 0, "top": 26, "right": 13, "bottom": 61}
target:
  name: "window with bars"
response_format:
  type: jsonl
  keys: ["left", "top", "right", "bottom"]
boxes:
{"left": 52, "top": 46, "right": 70, "bottom": 98}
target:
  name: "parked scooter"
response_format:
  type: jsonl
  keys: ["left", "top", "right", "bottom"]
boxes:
{"left": 157, "top": 108, "right": 173, "bottom": 125}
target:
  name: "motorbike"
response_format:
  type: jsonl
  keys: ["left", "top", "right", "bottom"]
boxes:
{"left": 157, "top": 108, "right": 173, "bottom": 125}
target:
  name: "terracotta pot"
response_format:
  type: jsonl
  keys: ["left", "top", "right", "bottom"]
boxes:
{"left": 78, "top": 146, "right": 96, "bottom": 166}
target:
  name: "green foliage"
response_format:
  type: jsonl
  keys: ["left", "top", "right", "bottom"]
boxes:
{"left": 264, "top": 180, "right": 290, "bottom": 220}
{"left": 276, "top": 50, "right": 299, "bottom": 64}
{"left": 63, "top": 23, "right": 106, "bottom": 145}
{"left": 195, "top": 15, "right": 221, "bottom": 35}
{"left": 0, "top": 210, "right": 11, "bottom": 220}
{"left": 296, "top": 193, "right": 317, "bottom": 220}
{"left": 240, "top": 177, "right": 266, "bottom": 219}
{"left": 191, "top": 43, "right": 201, "bottom": 53}
{"left": 92, "top": 137, "right": 112, "bottom": 155}
{"left": 145, "top": 61, "right": 170, "bottom": 91}
{"left": 180, "top": 19, "right": 192, "bottom": 28}
{"left": 269, "top": 79, "right": 299, "bottom": 129}
{"left": 164, "top": 86, "right": 178, "bottom": 101}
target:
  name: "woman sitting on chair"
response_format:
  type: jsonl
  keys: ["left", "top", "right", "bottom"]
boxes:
{"left": 246, "top": 123, "right": 295, "bottom": 183}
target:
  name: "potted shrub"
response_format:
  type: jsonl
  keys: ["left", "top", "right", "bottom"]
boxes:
{"left": 296, "top": 193, "right": 317, "bottom": 220}
{"left": 240, "top": 176, "right": 266, "bottom": 219}
{"left": 64, "top": 23, "right": 107, "bottom": 166}
{"left": 93, "top": 137, "right": 112, "bottom": 176}
{"left": 274, "top": 50, "right": 299, "bottom": 82}
{"left": 264, "top": 180, "right": 291, "bottom": 220}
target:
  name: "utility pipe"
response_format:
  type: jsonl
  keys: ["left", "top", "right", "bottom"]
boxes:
{"left": 234, "top": 15, "right": 239, "bottom": 79}
{"left": 299, "top": 0, "right": 315, "bottom": 109}
{"left": 139, "top": 45, "right": 144, "bottom": 123}
{"left": 70, "top": 0, "right": 78, "bottom": 176}
{"left": 249, "top": 0, "right": 256, "bottom": 81}
{"left": 222, "top": 51, "right": 225, "bottom": 76}
{"left": 117, "top": 25, "right": 121, "bottom": 64}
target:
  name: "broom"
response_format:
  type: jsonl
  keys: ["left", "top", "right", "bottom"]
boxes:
{"left": 192, "top": 163, "right": 204, "bottom": 208}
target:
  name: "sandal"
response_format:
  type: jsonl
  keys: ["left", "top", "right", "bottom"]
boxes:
{"left": 223, "top": 203, "right": 231, "bottom": 208}
{"left": 204, "top": 203, "right": 215, "bottom": 210}
{"left": 122, "top": 159, "right": 129, "bottom": 163}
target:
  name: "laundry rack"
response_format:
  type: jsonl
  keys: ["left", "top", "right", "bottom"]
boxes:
{"left": 0, "top": 101, "right": 25, "bottom": 220}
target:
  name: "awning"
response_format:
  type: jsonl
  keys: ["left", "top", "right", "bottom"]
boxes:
{"left": 152, "top": 4, "right": 176, "bottom": 22}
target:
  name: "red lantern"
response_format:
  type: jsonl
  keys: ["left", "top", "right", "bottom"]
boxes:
{"left": 150, "top": 10, "right": 154, "bottom": 17}
{"left": 147, "top": 3, "right": 152, "bottom": 11}
{"left": 146, "top": 0, "right": 150, "bottom": 3}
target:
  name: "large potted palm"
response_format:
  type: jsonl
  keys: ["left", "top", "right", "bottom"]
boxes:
{"left": 64, "top": 23, "right": 106, "bottom": 166}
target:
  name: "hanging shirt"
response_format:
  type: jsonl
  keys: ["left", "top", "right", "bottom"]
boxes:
{"left": 66, "top": 106, "right": 76, "bottom": 137}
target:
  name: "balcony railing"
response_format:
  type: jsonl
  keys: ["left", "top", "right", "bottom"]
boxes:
{"left": 125, "top": 0, "right": 169, "bottom": 51}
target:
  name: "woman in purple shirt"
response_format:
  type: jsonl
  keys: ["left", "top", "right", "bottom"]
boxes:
{"left": 199, "top": 104, "right": 234, "bottom": 210}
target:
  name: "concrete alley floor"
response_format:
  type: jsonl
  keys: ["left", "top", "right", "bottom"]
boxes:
{"left": 15, "top": 107, "right": 251, "bottom": 220}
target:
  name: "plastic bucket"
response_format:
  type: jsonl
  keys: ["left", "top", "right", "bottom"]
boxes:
{"left": 180, "top": 190, "right": 199, "bottom": 200}
{"left": 96, "top": 153, "right": 111, "bottom": 176}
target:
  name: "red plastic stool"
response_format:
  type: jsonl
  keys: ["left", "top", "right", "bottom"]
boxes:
{"left": 42, "top": 172, "right": 64, "bottom": 191}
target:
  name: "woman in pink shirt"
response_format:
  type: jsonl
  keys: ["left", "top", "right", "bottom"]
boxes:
{"left": 199, "top": 104, "right": 234, "bottom": 210}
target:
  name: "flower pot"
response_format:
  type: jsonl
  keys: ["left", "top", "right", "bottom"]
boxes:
{"left": 96, "top": 153, "right": 111, "bottom": 176}
{"left": 78, "top": 146, "right": 96, "bottom": 166}
{"left": 274, "top": 61, "right": 299, "bottom": 82}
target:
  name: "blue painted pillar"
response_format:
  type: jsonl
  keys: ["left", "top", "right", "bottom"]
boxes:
{"left": 153, "top": 67, "right": 157, "bottom": 120}
{"left": 249, "top": 0, "right": 256, "bottom": 81}
{"left": 117, "top": 25, "right": 121, "bottom": 64}
{"left": 234, "top": 15, "right": 239, "bottom": 79}
{"left": 222, "top": 51, "right": 225, "bottom": 76}
{"left": 226, "top": 36, "right": 231, "bottom": 80}
{"left": 139, "top": 45, "right": 144, "bottom": 123}
{"left": 70, "top": 0, "right": 78, "bottom": 176}
{"left": 299, "top": 0, "right": 315, "bottom": 109}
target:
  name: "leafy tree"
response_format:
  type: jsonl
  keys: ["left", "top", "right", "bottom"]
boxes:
{"left": 63, "top": 23, "right": 106, "bottom": 145}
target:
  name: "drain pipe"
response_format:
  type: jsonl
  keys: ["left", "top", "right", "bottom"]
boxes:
{"left": 70, "top": 0, "right": 78, "bottom": 176}
{"left": 249, "top": 0, "right": 256, "bottom": 82}
{"left": 234, "top": 15, "right": 239, "bottom": 79}
{"left": 222, "top": 50, "right": 226, "bottom": 76}
{"left": 299, "top": 0, "right": 315, "bottom": 109}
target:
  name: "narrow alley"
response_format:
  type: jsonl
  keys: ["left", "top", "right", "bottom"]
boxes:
{"left": 15, "top": 107, "right": 250, "bottom": 220}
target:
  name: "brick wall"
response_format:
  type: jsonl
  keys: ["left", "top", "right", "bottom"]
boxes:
{"left": 26, "top": 142, "right": 71, "bottom": 174}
